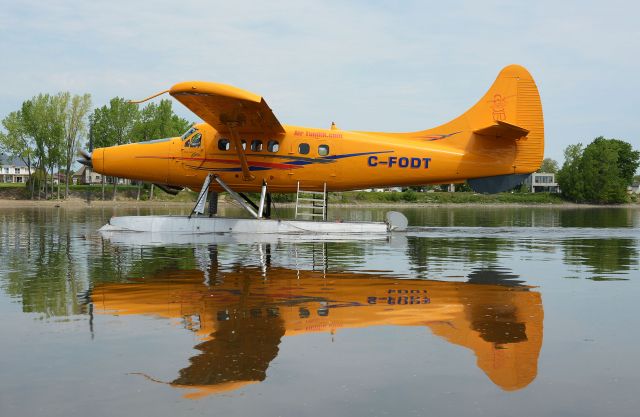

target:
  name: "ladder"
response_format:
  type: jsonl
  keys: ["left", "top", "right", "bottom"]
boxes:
{"left": 295, "top": 182, "right": 327, "bottom": 221}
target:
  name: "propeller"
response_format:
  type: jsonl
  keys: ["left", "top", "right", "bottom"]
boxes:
{"left": 77, "top": 149, "right": 92, "bottom": 168}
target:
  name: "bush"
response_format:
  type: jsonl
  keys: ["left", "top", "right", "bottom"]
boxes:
{"left": 558, "top": 137, "right": 639, "bottom": 204}
{"left": 401, "top": 190, "right": 418, "bottom": 202}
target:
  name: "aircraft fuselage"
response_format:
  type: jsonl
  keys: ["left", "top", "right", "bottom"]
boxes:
{"left": 92, "top": 123, "right": 519, "bottom": 192}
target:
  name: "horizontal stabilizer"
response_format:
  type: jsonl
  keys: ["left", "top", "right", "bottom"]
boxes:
{"left": 473, "top": 121, "right": 529, "bottom": 140}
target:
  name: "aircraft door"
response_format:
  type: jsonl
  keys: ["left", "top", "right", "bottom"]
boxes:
{"left": 293, "top": 140, "right": 337, "bottom": 190}
{"left": 315, "top": 142, "right": 338, "bottom": 189}
{"left": 181, "top": 131, "right": 205, "bottom": 177}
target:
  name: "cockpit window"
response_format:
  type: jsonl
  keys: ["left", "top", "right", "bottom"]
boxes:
{"left": 186, "top": 133, "right": 202, "bottom": 148}
{"left": 181, "top": 127, "right": 197, "bottom": 140}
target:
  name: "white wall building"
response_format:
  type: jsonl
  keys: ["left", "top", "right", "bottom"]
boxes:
{"left": 74, "top": 166, "right": 103, "bottom": 184}
{"left": 73, "top": 166, "right": 131, "bottom": 185}
{"left": 0, "top": 154, "right": 33, "bottom": 183}
{"left": 524, "top": 172, "right": 560, "bottom": 193}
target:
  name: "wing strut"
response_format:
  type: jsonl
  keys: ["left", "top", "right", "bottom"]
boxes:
{"left": 225, "top": 122, "right": 255, "bottom": 181}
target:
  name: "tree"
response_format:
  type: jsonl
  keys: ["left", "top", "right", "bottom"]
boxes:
{"left": 0, "top": 111, "right": 36, "bottom": 191}
{"left": 557, "top": 144, "right": 584, "bottom": 202}
{"left": 62, "top": 93, "right": 92, "bottom": 198}
{"left": 132, "top": 99, "right": 190, "bottom": 141}
{"left": 595, "top": 137, "right": 640, "bottom": 183}
{"left": 557, "top": 137, "right": 640, "bottom": 204}
{"left": 581, "top": 139, "right": 627, "bottom": 203}
{"left": 537, "top": 158, "right": 558, "bottom": 173}
{"left": 20, "top": 94, "right": 66, "bottom": 199}
{"left": 88, "top": 98, "right": 190, "bottom": 200}
{"left": 89, "top": 98, "right": 139, "bottom": 199}
{"left": 129, "top": 99, "right": 190, "bottom": 199}
{"left": 90, "top": 97, "right": 139, "bottom": 148}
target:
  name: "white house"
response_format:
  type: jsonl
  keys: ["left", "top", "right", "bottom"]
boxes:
{"left": 73, "top": 166, "right": 131, "bottom": 185}
{"left": 74, "top": 166, "right": 103, "bottom": 184}
{"left": 524, "top": 172, "right": 560, "bottom": 193}
{"left": 0, "top": 154, "right": 33, "bottom": 183}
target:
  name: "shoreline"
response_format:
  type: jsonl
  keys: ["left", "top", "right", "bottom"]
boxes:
{"left": 0, "top": 198, "right": 637, "bottom": 209}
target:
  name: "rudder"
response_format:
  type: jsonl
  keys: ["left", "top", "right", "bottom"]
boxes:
{"left": 468, "top": 64, "right": 545, "bottom": 174}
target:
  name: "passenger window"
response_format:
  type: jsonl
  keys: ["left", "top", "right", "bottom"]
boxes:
{"left": 298, "top": 143, "right": 310, "bottom": 155}
{"left": 218, "top": 138, "right": 230, "bottom": 151}
{"left": 241, "top": 140, "right": 247, "bottom": 150}
{"left": 268, "top": 140, "right": 279, "bottom": 152}
{"left": 318, "top": 144, "right": 330, "bottom": 156}
{"left": 251, "top": 140, "right": 263, "bottom": 152}
{"left": 186, "top": 133, "right": 202, "bottom": 148}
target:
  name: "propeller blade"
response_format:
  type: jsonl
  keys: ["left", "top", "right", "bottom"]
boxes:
{"left": 77, "top": 158, "right": 93, "bottom": 168}
{"left": 78, "top": 149, "right": 92, "bottom": 160}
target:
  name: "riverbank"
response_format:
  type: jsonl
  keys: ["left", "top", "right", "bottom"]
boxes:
{"left": 0, "top": 184, "right": 637, "bottom": 208}
{"left": 0, "top": 197, "right": 637, "bottom": 209}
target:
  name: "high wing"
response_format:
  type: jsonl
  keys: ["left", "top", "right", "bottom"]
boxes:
{"left": 169, "top": 81, "right": 286, "bottom": 181}
{"left": 169, "top": 81, "right": 285, "bottom": 136}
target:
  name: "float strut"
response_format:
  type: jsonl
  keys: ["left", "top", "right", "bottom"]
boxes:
{"left": 189, "top": 174, "right": 213, "bottom": 219}
{"left": 258, "top": 180, "right": 268, "bottom": 219}
{"left": 265, "top": 192, "right": 272, "bottom": 219}
{"left": 212, "top": 175, "right": 258, "bottom": 218}
{"left": 208, "top": 191, "right": 218, "bottom": 217}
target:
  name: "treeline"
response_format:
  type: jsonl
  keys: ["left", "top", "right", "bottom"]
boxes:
{"left": 0, "top": 94, "right": 190, "bottom": 199}
{"left": 557, "top": 137, "right": 639, "bottom": 204}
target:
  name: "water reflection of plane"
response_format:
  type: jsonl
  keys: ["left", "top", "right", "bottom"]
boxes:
{"left": 91, "top": 250, "right": 543, "bottom": 398}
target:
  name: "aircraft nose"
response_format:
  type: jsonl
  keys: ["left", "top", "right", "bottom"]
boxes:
{"left": 91, "top": 148, "right": 104, "bottom": 174}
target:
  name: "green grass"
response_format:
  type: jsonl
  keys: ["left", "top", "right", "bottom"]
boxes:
{"left": 0, "top": 183, "right": 199, "bottom": 202}
{"left": 329, "top": 191, "right": 566, "bottom": 205}
{"left": 2, "top": 183, "right": 626, "bottom": 205}
{"left": 66, "top": 184, "right": 199, "bottom": 201}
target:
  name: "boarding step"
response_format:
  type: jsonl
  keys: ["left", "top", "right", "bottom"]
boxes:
{"left": 296, "top": 205, "right": 325, "bottom": 210}
{"left": 296, "top": 198, "right": 325, "bottom": 203}
{"left": 295, "top": 181, "right": 327, "bottom": 221}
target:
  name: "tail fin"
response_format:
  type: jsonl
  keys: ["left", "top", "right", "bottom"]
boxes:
{"left": 479, "top": 64, "right": 544, "bottom": 174}
{"left": 416, "top": 64, "right": 544, "bottom": 175}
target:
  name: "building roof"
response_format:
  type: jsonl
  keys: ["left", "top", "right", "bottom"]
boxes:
{"left": 74, "top": 166, "right": 87, "bottom": 176}
{"left": 0, "top": 153, "right": 28, "bottom": 167}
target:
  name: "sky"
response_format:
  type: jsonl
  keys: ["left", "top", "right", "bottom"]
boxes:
{"left": 0, "top": 0, "right": 638, "bottom": 162}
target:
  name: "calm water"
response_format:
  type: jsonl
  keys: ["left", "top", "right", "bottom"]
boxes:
{"left": 0, "top": 206, "right": 639, "bottom": 416}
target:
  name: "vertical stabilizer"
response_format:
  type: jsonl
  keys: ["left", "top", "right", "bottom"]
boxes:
{"left": 415, "top": 65, "right": 544, "bottom": 175}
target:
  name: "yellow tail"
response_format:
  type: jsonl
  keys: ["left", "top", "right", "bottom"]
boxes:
{"left": 416, "top": 64, "right": 545, "bottom": 175}
{"left": 475, "top": 64, "right": 544, "bottom": 174}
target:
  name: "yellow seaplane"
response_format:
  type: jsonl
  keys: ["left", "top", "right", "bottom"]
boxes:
{"left": 87, "top": 64, "right": 543, "bottom": 233}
